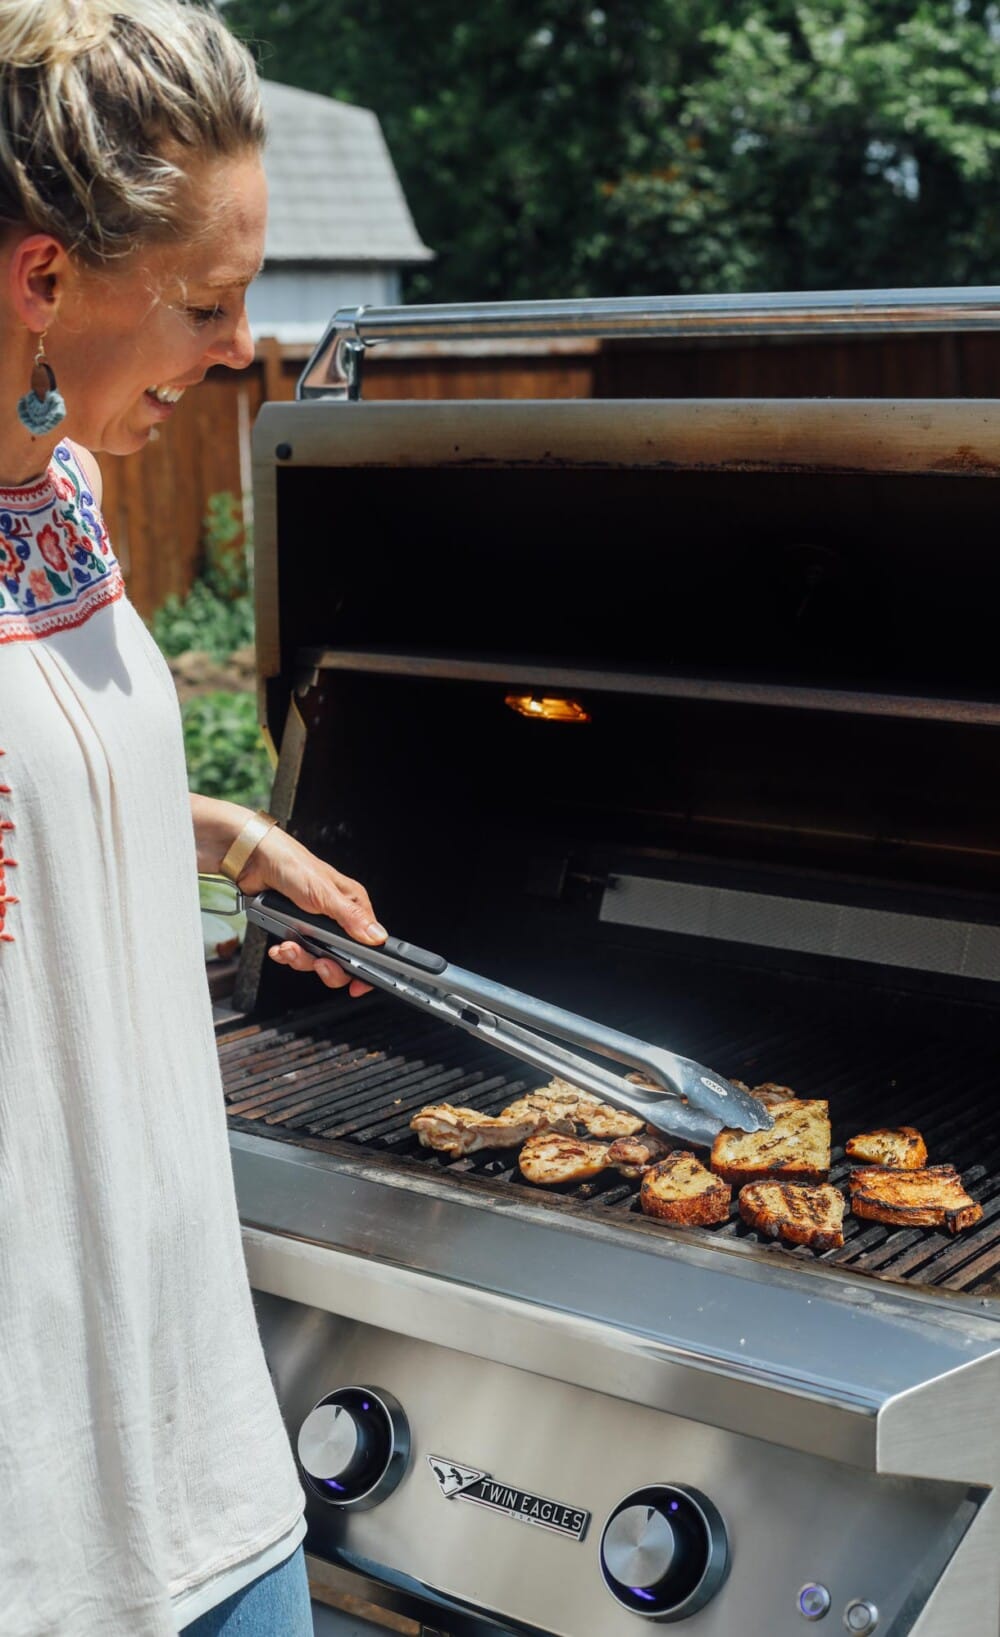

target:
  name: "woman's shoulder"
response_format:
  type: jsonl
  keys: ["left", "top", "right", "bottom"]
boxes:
{"left": 63, "top": 441, "right": 103, "bottom": 508}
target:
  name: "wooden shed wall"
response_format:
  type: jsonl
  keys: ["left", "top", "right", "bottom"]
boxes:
{"left": 105, "top": 329, "right": 1000, "bottom": 618}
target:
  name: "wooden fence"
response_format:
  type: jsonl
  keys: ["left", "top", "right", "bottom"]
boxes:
{"left": 104, "top": 328, "right": 1000, "bottom": 618}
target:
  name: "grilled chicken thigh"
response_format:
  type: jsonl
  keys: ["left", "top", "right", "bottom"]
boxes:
{"left": 577, "top": 1102, "right": 646, "bottom": 1139}
{"left": 750, "top": 1082, "right": 799, "bottom": 1109}
{"left": 411, "top": 1102, "right": 544, "bottom": 1156}
{"left": 519, "top": 1079, "right": 645, "bottom": 1139}
{"left": 606, "top": 1131, "right": 673, "bottom": 1178}
{"left": 518, "top": 1132, "right": 611, "bottom": 1185}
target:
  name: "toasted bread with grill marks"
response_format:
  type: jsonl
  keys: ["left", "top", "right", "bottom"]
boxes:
{"left": 606, "top": 1130, "right": 673, "bottom": 1178}
{"left": 640, "top": 1152, "right": 732, "bottom": 1226}
{"left": 518, "top": 1131, "right": 610, "bottom": 1186}
{"left": 845, "top": 1127, "right": 927, "bottom": 1169}
{"left": 848, "top": 1165, "right": 982, "bottom": 1234}
{"left": 739, "top": 1181, "right": 845, "bottom": 1251}
{"left": 711, "top": 1099, "right": 830, "bottom": 1188}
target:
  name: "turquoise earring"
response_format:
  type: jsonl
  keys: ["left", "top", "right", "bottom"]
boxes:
{"left": 17, "top": 332, "right": 67, "bottom": 434}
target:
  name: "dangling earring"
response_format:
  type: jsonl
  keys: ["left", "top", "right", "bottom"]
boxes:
{"left": 17, "top": 332, "right": 67, "bottom": 435}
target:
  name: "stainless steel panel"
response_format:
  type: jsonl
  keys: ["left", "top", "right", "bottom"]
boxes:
{"left": 257, "top": 1294, "right": 979, "bottom": 1637}
{"left": 233, "top": 1133, "right": 1000, "bottom": 1476}
{"left": 255, "top": 397, "right": 1000, "bottom": 482}
{"left": 601, "top": 873, "right": 1000, "bottom": 980}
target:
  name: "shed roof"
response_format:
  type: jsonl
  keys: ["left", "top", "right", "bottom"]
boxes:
{"left": 260, "top": 79, "right": 433, "bottom": 266}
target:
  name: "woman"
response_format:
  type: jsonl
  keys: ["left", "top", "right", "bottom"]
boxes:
{"left": 0, "top": 2, "right": 383, "bottom": 1632}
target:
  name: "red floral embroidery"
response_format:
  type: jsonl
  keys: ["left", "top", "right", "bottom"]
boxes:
{"left": 59, "top": 514, "right": 84, "bottom": 552}
{"left": 0, "top": 535, "right": 25, "bottom": 580}
{"left": 0, "top": 749, "right": 18, "bottom": 943}
{"left": 0, "top": 445, "right": 123, "bottom": 644}
{"left": 36, "top": 523, "right": 67, "bottom": 572}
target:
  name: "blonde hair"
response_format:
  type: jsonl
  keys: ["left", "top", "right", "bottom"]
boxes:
{"left": 0, "top": 0, "right": 265, "bottom": 262}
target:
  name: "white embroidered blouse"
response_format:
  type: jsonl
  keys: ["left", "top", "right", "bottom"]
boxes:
{"left": 0, "top": 445, "right": 305, "bottom": 1635}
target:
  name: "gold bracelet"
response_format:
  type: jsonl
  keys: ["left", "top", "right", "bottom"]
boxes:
{"left": 218, "top": 810, "right": 279, "bottom": 884}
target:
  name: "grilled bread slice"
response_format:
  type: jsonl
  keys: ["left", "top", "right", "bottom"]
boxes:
{"left": 845, "top": 1127, "right": 927, "bottom": 1169}
{"left": 606, "top": 1131, "right": 673, "bottom": 1178}
{"left": 411, "top": 1102, "right": 546, "bottom": 1156}
{"left": 640, "top": 1151, "right": 732, "bottom": 1225}
{"left": 739, "top": 1181, "right": 845, "bottom": 1251}
{"left": 518, "top": 1131, "right": 610, "bottom": 1186}
{"left": 848, "top": 1165, "right": 982, "bottom": 1234}
{"left": 711, "top": 1099, "right": 830, "bottom": 1188}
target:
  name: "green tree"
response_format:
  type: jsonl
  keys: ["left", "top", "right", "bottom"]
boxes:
{"left": 229, "top": 0, "right": 1000, "bottom": 298}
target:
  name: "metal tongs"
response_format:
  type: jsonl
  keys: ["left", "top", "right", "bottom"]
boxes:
{"left": 242, "top": 890, "right": 773, "bottom": 1146}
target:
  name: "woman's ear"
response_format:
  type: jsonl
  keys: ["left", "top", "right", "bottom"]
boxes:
{"left": 7, "top": 232, "right": 70, "bottom": 332}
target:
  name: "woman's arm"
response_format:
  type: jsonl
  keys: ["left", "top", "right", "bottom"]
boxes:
{"left": 191, "top": 793, "right": 386, "bottom": 997}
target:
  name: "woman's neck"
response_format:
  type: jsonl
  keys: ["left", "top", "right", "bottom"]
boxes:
{"left": 0, "top": 457, "right": 53, "bottom": 488}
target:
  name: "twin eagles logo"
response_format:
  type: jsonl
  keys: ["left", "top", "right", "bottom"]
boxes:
{"left": 427, "top": 1455, "right": 590, "bottom": 1541}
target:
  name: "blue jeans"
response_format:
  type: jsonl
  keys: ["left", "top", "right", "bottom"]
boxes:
{"left": 182, "top": 1546, "right": 313, "bottom": 1636}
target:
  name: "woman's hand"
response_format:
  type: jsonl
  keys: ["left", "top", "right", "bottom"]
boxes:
{"left": 241, "top": 826, "right": 387, "bottom": 997}
{"left": 192, "top": 796, "right": 386, "bottom": 997}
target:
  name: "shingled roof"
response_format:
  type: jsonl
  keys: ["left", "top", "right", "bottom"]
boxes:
{"left": 260, "top": 79, "right": 433, "bottom": 266}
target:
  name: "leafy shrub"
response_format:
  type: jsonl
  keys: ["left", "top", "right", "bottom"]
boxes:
{"left": 151, "top": 493, "right": 254, "bottom": 662}
{"left": 180, "top": 690, "right": 273, "bottom": 809}
{"left": 151, "top": 493, "right": 271, "bottom": 806}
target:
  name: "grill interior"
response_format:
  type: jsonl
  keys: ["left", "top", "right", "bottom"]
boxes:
{"left": 221, "top": 951, "right": 1000, "bottom": 1298}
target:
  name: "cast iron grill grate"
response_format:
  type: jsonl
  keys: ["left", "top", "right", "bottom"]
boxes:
{"left": 220, "top": 961, "right": 1000, "bottom": 1297}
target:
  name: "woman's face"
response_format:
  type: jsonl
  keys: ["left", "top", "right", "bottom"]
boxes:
{"left": 53, "top": 150, "right": 268, "bottom": 456}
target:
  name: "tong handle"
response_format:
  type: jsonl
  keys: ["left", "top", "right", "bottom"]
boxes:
{"left": 255, "top": 891, "right": 447, "bottom": 974}
{"left": 252, "top": 893, "right": 675, "bottom": 1081}
{"left": 244, "top": 890, "right": 770, "bottom": 1134}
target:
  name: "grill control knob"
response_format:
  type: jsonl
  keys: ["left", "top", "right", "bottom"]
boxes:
{"left": 844, "top": 1602, "right": 878, "bottom": 1634}
{"left": 297, "top": 1387, "right": 409, "bottom": 1510}
{"left": 600, "top": 1486, "right": 729, "bottom": 1621}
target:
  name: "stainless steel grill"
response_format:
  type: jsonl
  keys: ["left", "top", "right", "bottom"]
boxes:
{"left": 234, "top": 294, "right": 1000, "bottom": 1637}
